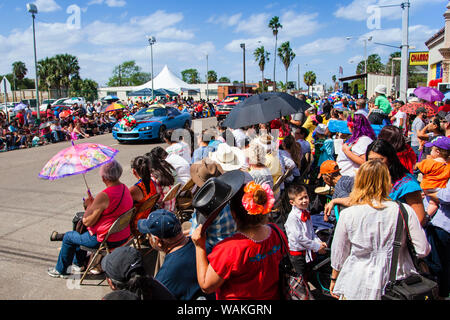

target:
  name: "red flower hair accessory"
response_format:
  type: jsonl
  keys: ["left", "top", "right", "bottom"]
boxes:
{"left": 242, "top": 181, "right": 275, "bottom": 215}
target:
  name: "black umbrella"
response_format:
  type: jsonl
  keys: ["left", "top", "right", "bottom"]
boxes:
{"left": 222, "top": 92, "right": 310, "bottom": 129}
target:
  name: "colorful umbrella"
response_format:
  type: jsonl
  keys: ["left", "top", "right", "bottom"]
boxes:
{"left": 14, "top": 103, "right": 27, "bottom": 112}
{"left": 400, "top": 102, "right": 438, "bottom": 117}
{"left": 38, "top": 141, "right": 119, "bottom": 195}
{"left": 413, "top": 87, "right": 445, "bottom": 102}
{"left": 59, "top": 110, "right": 72, "bottom": 118}
{"left": 105, "top": 102, "right": 126, "bottom": 113}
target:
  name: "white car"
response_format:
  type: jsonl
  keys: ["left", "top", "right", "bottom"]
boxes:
{"left": 64, "top": 97, "right": 86, "bottom": 108}
{"left": 51, "top": 98, "right": 69, "bottom": 106}
{"left": 39, "top": 99, "right": 56, "bottom": 111}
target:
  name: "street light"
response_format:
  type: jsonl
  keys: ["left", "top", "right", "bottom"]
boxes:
{"left": 206, "top": 53, "right": 209, "bottom": 102}
{"left": 240, "top": 43, "right": 246, "bottom": 94}
{"left": 346, "top": 36, "right": 372, "bottom": 74}
{"left": 147, "top": 36, "right": 156, "bottom": 103}
{"left": 27, "top": 3, "right": 40, "bottom": 122}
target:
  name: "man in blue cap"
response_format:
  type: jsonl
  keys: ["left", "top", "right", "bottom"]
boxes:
{"left": 138, "top": 209, "right": 206, "bottom": 300}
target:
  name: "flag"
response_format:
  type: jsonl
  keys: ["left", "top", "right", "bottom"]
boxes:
{"left": 339, "top": 66, "right": 343, "bottom": 75}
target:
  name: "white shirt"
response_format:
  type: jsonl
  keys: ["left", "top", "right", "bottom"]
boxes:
{"left": 331, "top": 201, "right": 431, "bottom": 300}
{"left": 166, "top": 153, "right": 191, "bottom": 184}
{"left": 166, "top": 142, "right": 191, "bottom": 163}
{"left": 284, "top": 206, "right": 322, "bottom": 263}
{"left": 232, "top": 129, "right": 247, "bottom": 149}
{"left": 336, "top": 136, "right": 373, "bottom": 177}
{"left": 393, "top": 111, "right": 407, "bottom": 129}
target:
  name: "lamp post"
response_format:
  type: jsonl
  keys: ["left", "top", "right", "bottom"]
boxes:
{"left": 240, "top": 43, "right": 246, "bottom": 94}
{"left": 206, "top": 54, "right": 209, "bottom": 102}
{"left": 147, "top": 36, "right": 156, "bottom": 103}
{"left": 399, "top": 0, "right": 410, "bottom": 103}
{"left": 27, "top": 3, "right": 40, "bottom": 122}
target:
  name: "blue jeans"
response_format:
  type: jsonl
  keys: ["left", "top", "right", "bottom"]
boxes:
{"left": 54, "top": 231, "right": 127, "bottom": 274}
{"left": 425, "top": 225, "right": 450, "bottom": 297}
{"left": 411, "top": 145, "right": 420, "bottom": 161}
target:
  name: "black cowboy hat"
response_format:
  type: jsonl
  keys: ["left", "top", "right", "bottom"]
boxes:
{"left": 192, "top": 170, "right": 245, "bottom": 234}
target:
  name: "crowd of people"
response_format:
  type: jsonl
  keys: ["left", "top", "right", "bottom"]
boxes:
{"left": 0, "top": 97, "right": 217, "bottom": 152}
{"left": 44, "top": 84, "right": 449, "bottom": 301}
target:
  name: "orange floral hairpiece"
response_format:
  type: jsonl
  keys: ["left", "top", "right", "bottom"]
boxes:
{"left": 242, "top": 181, "right": 275, "bottom": 215}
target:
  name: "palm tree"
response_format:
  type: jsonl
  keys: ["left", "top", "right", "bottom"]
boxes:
{"left": 268, "top": 16, "right": 282, "bottom": 91}
{"left": 12, "top": 61, "right": 27, "bottom": 100}
{"left": 254, "top": 46, "right": 270, "bottom": 92}
{"left": 55, "top": 54, "right": 80, "bottom": 96}
{"left": 304, "top": 71, "right": 317, "bottom": 96}
{"left": 277, "top": 42, "right": 296, "bottom": 91}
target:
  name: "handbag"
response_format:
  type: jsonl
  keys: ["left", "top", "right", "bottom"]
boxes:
{"left": 268, "top": 224, "right": 313, "bottom": 300}
{"left": 381, "top": 202, "right": 439, "bottom": 300}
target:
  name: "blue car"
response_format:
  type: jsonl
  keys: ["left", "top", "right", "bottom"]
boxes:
{"left": 112, "top": 106, "right": 192, "bottom": 143}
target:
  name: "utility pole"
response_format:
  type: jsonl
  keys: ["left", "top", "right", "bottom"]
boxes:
{"left": 400, "top": 0, "right": 410, "bottom": 103}
{"left": 240, "top": 43, "right": 246, "bottom": 94}
{"left": 298, "top": 64, "right": 300, "bottom": 91}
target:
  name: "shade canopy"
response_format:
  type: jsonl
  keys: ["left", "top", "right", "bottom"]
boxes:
{"left": 133, "top": 65, "right": 200, "bottom": 93}
{"left": 127, "top": 88, "right": 165, "bottom": 97}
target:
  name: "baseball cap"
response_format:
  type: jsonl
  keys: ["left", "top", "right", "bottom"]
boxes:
{"left": 425, "top": 136, "right": 450, "bottom": 150}
{"left": 137, "top": 209, "right": 181, "bottom": 239}
{"left": 446, "top": 113, "right": 450, "bottom": 123}
{"left": 320, "top": 160, "right": 340, "bottom": 175}
{"left": 101, "top": 246, "right": 143, "bottom": 283}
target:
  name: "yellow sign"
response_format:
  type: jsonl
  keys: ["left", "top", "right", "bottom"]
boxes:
{"left": 409, "top": 52, "right": 429, "bottom": 66}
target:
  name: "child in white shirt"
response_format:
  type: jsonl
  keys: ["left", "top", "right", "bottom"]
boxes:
{"left": 284, "top": 184, "right": 327, "bottom": 277}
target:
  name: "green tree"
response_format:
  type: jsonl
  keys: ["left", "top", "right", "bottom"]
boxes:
{"left": 277, "top": 41, "right": 296, "bottom": 90}
{"left": 254, "top": 46, "right": 270, "bottom": 92}
{"left": 385, "top": 51, "right": 402, "bottom": 76}
{"left": 356, "top": 54, "right": 385, "bottom": 74}
{"left": 304, "top": 71, "right": 317, "bottom": 96}
{"left": 207, "top": 70, "right": 218, "bottom": 83}
{"left": 70, "top": 78, "right": 98, "bottom": 102}
{"left": 37, "top": 57, "right": 59, "bottom": 98}
{"left": 181, "top": 69, "right": 200, "bottom": 84}
{"left": 107, "top": 61, "right": 150, "bottom": 87}
{"left": 55, "top": 54, "right": 80, "bottom": 94}
{"left": 332, "top": 75, "right": 337, "bottom": 83}
{"left": 218, "top": 76, "right": 230, "bottom": 83}
{"left": 268, "top": 16, "right": 283, "bottom": 91}
{"left": 12, "top": 61, "right": 28, "bottom": 91}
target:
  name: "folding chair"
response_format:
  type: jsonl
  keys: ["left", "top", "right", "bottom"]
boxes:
{"left": 273, "top": 167, "right": 293, "bottom": 195}
{"left": 79, "top": 207, "right": 136, "bottom": 285}
{"left": 175, "top": 179, "right": 195, "bottom": 223}
{"left": 130, "top": 193, "right": 160, "bottom": 250}
{"left": 161, "top": 183, "right": 182, "bottom": 203}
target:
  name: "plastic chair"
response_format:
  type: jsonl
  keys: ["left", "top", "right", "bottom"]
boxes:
{"left": 161, "top": 183, "right": 182, "bottom": 203}
{"left": 273, "top": 167, "right": 293, "bottom": 195}
{"left": 79, "top": 207, "right": 136, "bottom": 285}
{"left": 130, "top": 193, "right": 160, "bottom": 250}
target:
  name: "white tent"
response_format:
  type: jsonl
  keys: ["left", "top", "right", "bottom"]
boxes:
{"left": 134, "top": 65, "right": 200, "bottom": 93}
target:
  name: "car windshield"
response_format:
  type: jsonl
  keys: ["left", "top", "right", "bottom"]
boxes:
{"left": 223, "top": 96, "right": 246, "bottom": 103}
{"left": 134, "top": 107, "right": 167, "bottom": 120}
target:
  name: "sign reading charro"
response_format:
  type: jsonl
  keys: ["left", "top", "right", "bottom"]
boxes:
{"left": 409, "top": 52, "right": 429, "bottom": 66}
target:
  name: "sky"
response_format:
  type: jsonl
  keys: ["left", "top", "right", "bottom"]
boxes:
{"left": 0, "top": 0, "right": 447, "bottom": 89}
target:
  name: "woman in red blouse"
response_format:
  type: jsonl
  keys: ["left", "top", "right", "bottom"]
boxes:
{"left": 192, "top": 180, "right": 287, "bottom": 300}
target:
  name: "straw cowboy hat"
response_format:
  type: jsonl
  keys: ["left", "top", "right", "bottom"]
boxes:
{"left": 209, "top": 143, "right": 246, "bottom": 171}
{"left": 254, "top": 134, "right": 277, "bottom": 153}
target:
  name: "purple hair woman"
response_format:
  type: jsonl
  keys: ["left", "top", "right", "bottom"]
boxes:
{"left": 336, "top": 114, "right": 376, "bottom": 177}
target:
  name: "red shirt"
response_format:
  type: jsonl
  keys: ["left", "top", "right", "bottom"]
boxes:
{"left": 16, "top": 112, "right": 24, "bottom": 126}
{"left": 438, "top": 104, "right": 450, "bottom": 113}
{"left": 207, "top": 223, "right": 287, "bottom": 300}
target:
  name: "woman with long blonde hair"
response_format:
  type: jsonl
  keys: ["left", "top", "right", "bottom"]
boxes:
{"left": 329, "top": 160, "right": 430, "bottom": 300}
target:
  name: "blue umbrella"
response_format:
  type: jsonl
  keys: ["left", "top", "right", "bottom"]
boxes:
{"left": 104, "top": 95, "right": 119, "bottom": 101}
{"left": 13, "top": 103, "right": 27, "bottom": 112}
{"left": 444, "top": 92, "right": 450, "bottom": 101}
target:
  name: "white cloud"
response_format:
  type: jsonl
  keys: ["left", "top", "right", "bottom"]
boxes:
{"left": 88, "top": 0, "right": 126, "bottom": 7}
{"left": 207, "top": 13, "right": 242, "bottom": 27}
{"left": 334, "top": 0, "right": 447, "bottom": 22}
{"left": 295, "top": 37, "right": 348, "bottom": 56}
{"left": 33, "top": 0, "right": 61, "bottom": 13}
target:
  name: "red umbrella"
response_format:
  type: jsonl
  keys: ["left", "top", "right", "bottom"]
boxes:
{"left": 59, "top": 110, "right": 72, "bottom": 118}
{"left": 400, "top": 102, "right": 438, "bottom": 117}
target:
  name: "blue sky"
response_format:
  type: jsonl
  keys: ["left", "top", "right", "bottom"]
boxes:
{"left": 0, "top": 0, "right": 447, "bottom": 88}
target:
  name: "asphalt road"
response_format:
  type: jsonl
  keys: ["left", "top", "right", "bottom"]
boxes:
{"left": 0, "top": 117, "right": 216, "bottom": 300}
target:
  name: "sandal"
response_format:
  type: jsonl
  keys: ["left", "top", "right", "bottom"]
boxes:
{"left": 50, "top": 231, "right": 64, "bottom": 241}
